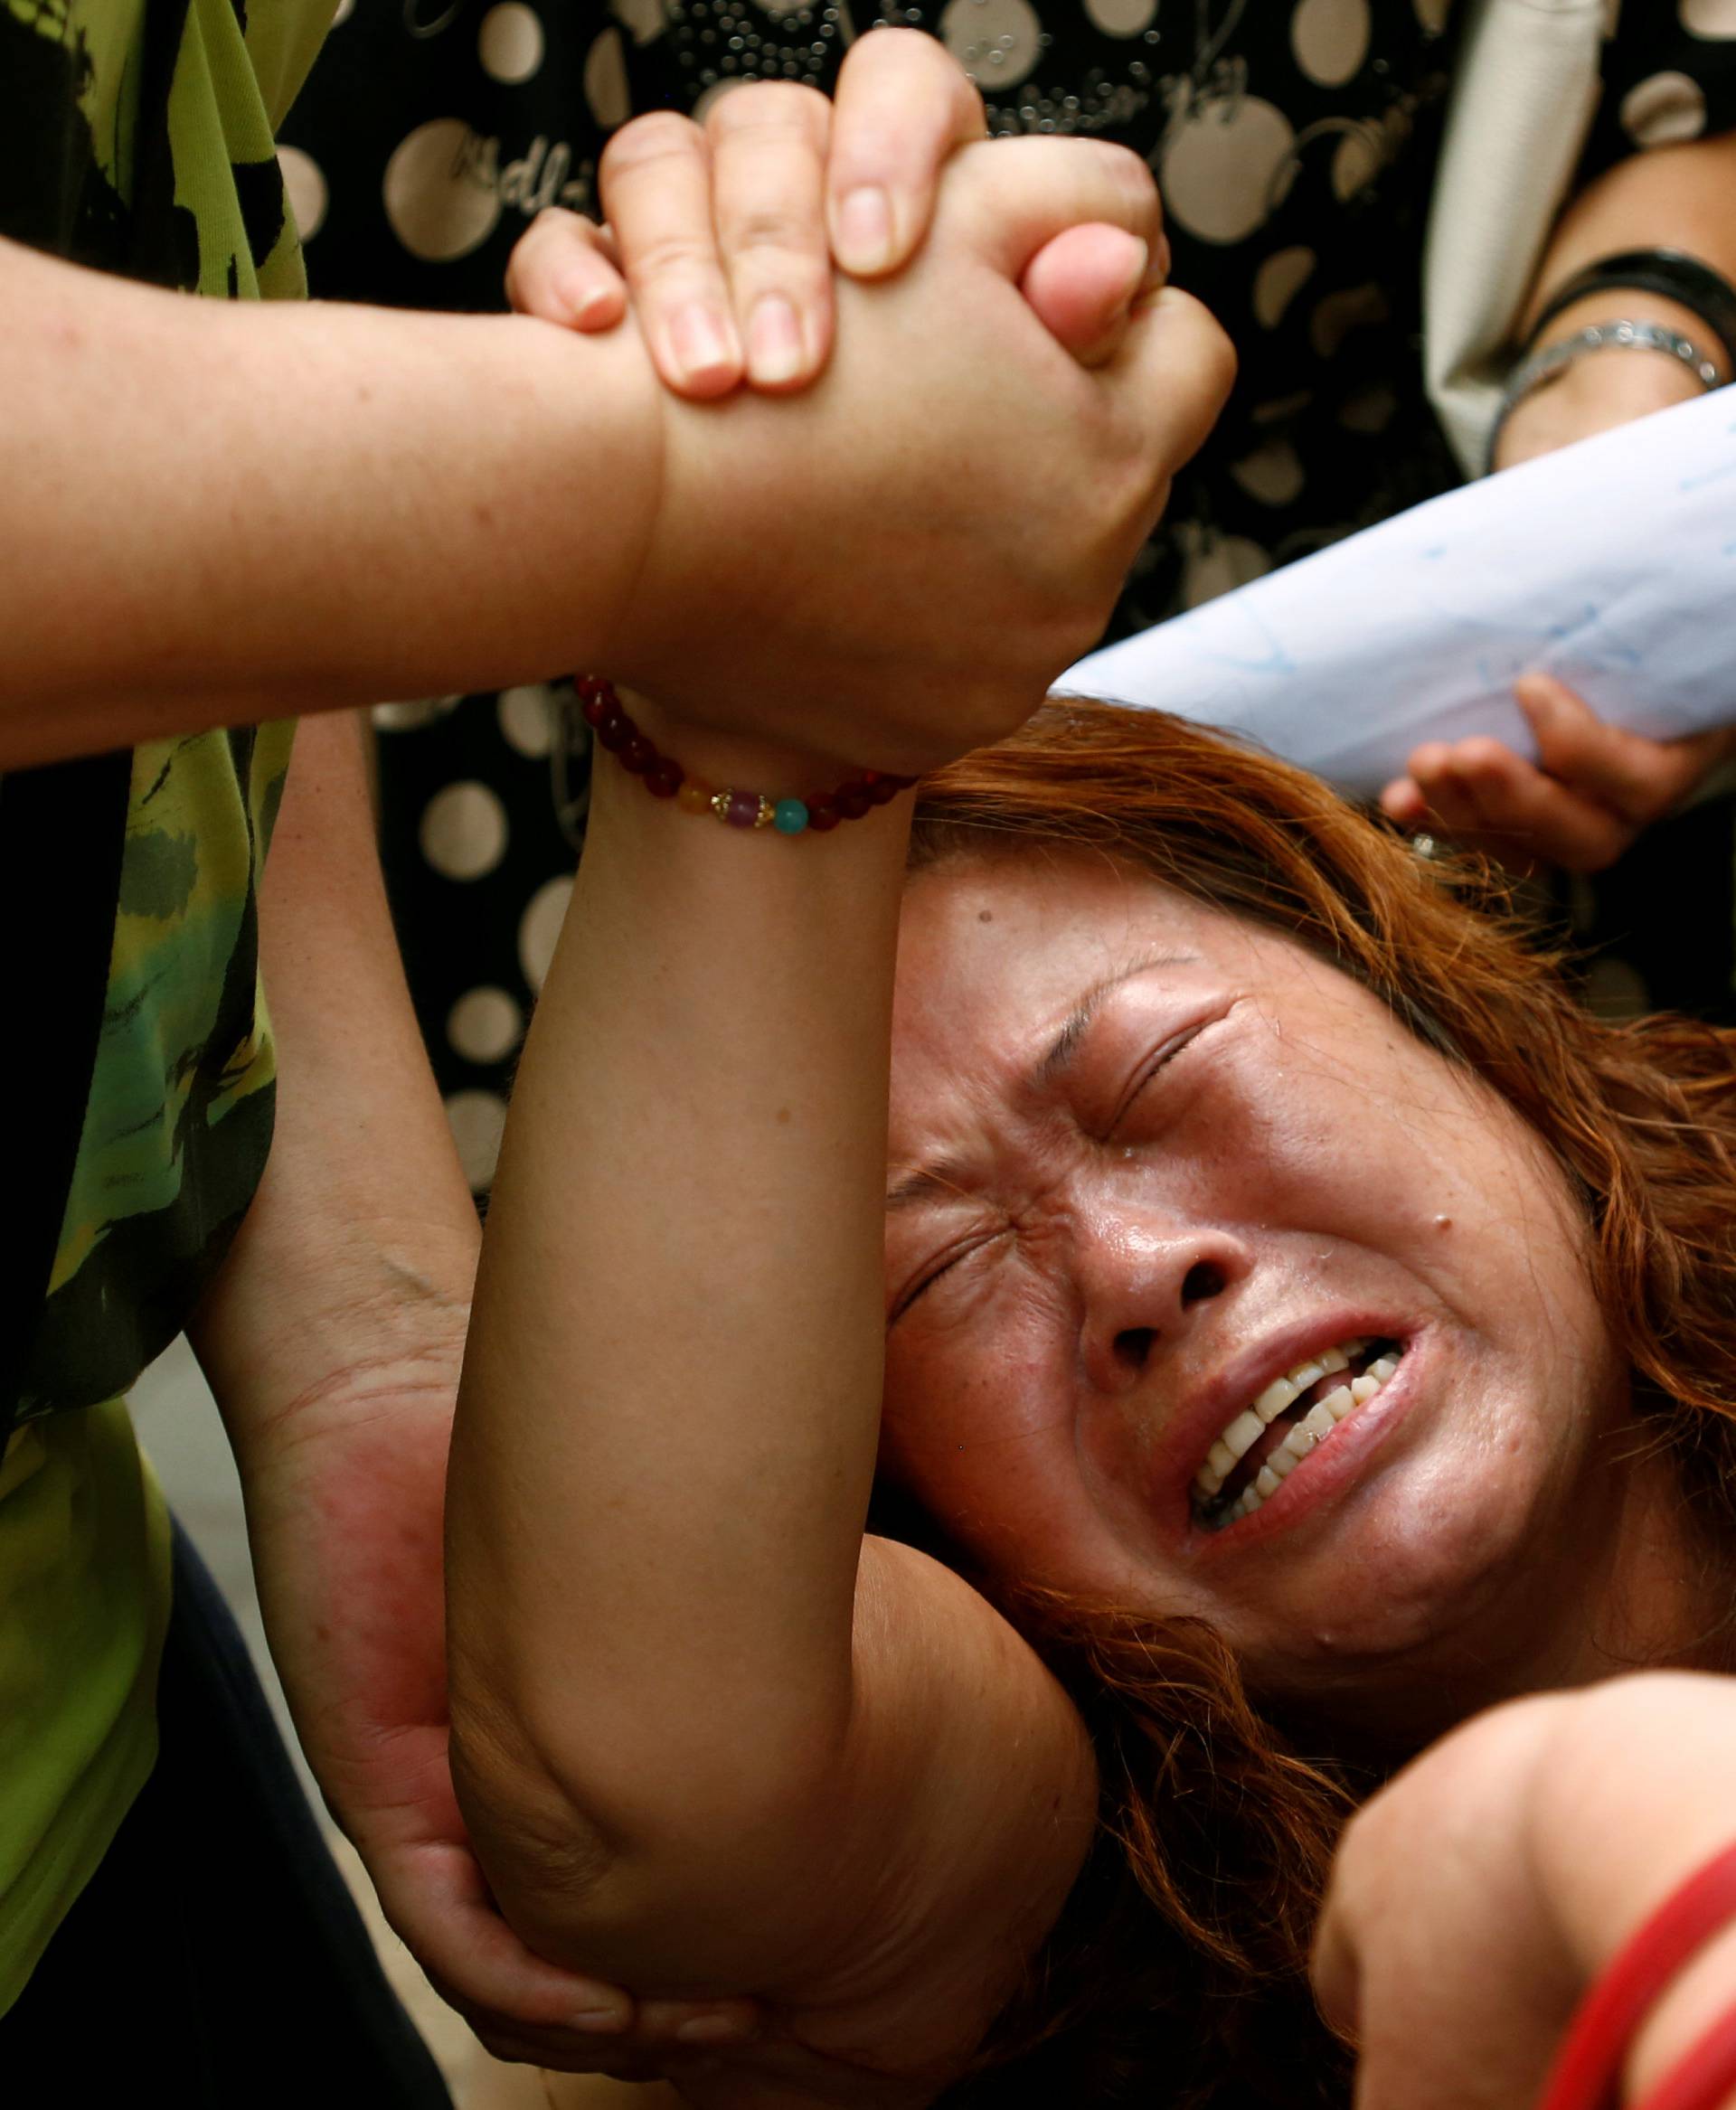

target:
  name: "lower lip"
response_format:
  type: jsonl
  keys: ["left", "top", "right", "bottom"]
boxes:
{"left": 1180, "top": 1334, "right": 1429, "bottom": 1559}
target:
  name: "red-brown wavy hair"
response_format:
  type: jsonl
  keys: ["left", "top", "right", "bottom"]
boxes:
{"left": 899, "top": 699, "right": 1736, "bottom": 2108}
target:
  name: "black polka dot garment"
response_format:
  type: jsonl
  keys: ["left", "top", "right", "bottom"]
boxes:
{"left": 281, "top": 0, "right": 1736, "bottom": 1192}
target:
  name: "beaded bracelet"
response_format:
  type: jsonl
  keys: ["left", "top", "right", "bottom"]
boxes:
{"left": 1536, "top": 1838, "right": 1736, "bottom": 2110}
{"left": 576, "top": 676, "right": 913, "bottom": 837}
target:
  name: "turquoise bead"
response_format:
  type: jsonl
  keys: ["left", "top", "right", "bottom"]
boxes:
{"left": 772, "top": 799, "right": 809, "bottom": 835}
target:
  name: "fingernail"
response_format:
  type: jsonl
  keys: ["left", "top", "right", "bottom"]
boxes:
{"left": 667, "top": 302, "right": 737, "bottom": 390}
{"left": 835, "top": 185, "right": 894, "bottom": 275}
{"left": 571, "top": 2000, "right": 633, "bottom": 2033}
{"left": 1140, "top": 232, "right": 1171, "bottom": 296}
{"left": 556, "top": 269, "right": 617, "bottom": 327}
{"left": 746, "top": 295, "right": 804, "bottom": 385}
{"left": 675, "top": 2015, "right": 754, "bottom": 2045}
{"left": 1113, "top": 237, "right": 1150, "bottom": 318}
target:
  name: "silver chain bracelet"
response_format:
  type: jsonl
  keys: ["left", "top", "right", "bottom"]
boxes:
{"left": 1486, "top": 319, "right": 1723, "bottom": 474}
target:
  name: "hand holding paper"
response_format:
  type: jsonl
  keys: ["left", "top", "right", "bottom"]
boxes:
{"left": 1061, "top": 389, "right": 1736, "bottom": 807}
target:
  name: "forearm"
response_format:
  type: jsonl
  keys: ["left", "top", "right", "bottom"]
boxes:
{"left": 1529, "top": 1673, "right": 1736, "bottom": 2105}
{"left": 1, "top": 238, "right": 661, "bottom": 767}
{"left": 1496, "top": 132, "right": 1736, "bottom": 466}
{"left": 448, "top": 730, "right": 908, "bottom": 1967}
{"left": 1524, "top": 130, "right": 1736, "bottom": 338}
{"left": 190, "top": 708, "right": 478, "bottom": 1464}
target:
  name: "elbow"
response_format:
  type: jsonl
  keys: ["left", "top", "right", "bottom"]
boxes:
{"left": 448, "top": 1664, "right": 852, "bottom": 1976}
{"left": 448, "top": 1681, "right": 622, "bottom": 1954}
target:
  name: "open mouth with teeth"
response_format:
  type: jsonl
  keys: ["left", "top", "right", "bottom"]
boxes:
{"left": 1192, "top": 1337, "right": 1406, "bottom": 1531}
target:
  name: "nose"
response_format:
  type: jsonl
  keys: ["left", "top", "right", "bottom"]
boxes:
{"left": 1074, "top": 1202, "right": 1251, "bottom": 1395}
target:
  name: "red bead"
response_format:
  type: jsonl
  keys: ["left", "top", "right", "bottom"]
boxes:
{"left": 834, "top": 782, "right": 872, "bottom": 821}
{"left": 865, "top": 776, "right": 901, "bottom": 805}
{"left": 597, "top": 711, "right": 635, "bottom": 752}
{"left": 575, "top": 674, "right": 610, "bottom": 702}
{"left": 645, "top": 759, "right": 684, "bottom": 797}
{"left": 621, "top": 735, "right": 656, "bottom": 774}
{"left": 580, "top": 692, "right": 612, "bottom": 728}
{"left": 806, "top": 796, "right": 840, "bottom": 832}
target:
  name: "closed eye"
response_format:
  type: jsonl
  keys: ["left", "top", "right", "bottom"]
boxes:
{"left": 1109, "top": 1014, "right": 1222, "bottom": 1134}
{"left": 889, "top": 1229, "right": 1002, "bottom": 1326}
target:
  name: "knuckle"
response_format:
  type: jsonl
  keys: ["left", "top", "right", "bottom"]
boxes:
{"left": 626, "top": 230, "right": 724, "bottom": 289}
{"left": 600, "top": 111, "right": 704, "bottom": 184}
{"left": 1458, "top": 739, "right": 1515, "bottom": 786}
{"left": 854, "top": 22, "right": 939, "bottom": 65}
{"left": 722, "top": 204, "right": 825, "bottom": 260}
{"left": 707, "top": 79, "right": 828, "bottom": 143}
{"left": 1088, "top": 137, "right": 1159, "bottom": 214}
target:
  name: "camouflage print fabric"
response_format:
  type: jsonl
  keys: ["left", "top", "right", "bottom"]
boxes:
{"left": 16, "top": 723, "right": 295, "bottom": 1421}
{"left": 0, "top": 0, "right": 328, "bottom": 2015}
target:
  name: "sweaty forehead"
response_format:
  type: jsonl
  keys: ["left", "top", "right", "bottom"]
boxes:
{"left": 896, "top": 857, "right": 1221, "bottom": 1028}
{"left": 889, "top": 859, "right": 1224, "bottom": 1112}
{"left": 887, "top": 854, "right": 1383, "bottom": 1111}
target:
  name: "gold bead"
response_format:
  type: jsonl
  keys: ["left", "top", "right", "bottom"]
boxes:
{"left": 752, "top": 796, "right": 776, "bottom": 829}
{"left": 711, "top": 788, "right": 734, "bottom": 822}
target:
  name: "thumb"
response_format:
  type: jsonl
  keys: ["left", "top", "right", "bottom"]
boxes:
{"left": 1021, "top": 223, "right": 1158, "bottom": 367}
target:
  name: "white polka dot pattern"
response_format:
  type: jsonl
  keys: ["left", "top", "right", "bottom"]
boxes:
{"left": 1162, "top": 95, "right": 1297, "bottom": 245}
{"left": 478, "top": 2, "right": 545, "bottom": 82}
{"left": 448, "top": 985, "right": 525, "bottom": 1063}
{"left": 1081, "top": 0, "right": 1156, "bottom": 40}
{"left": 1230, "top": 438, "right": 1306, "bottom": 507}
{"left": 384, "top": 118, "right": 503, "bottom": 260}
{"left": 445, "top": 1088, "right": 510, "bottom": 1188}
{"left": 585, "top": 25, "right": 633, "bottom": 127}
{"left": 1620, "top": 69, "right": 1709, "bottom": 144}
{"left": 420, "top": 780, "right": 509, "bottom": 880}
{"left": 610, "top": 0, "right": 668, "bottom": 42}
{"left": 278, "top": 145, "right": 327, "bottom": 241}
{"left": 497, "top": 683, "right": 557, "bottom": 758}
{"left": 939, "top": 0, "right": 1043, "bottom": 91}
{"left": 1682, "top": 0, "right": 1736, "bottom": 39}
{"left": 1252, "top": 243, "right": 1316, "bottom": 327}
{"left": 1291, "top": 0, "right": 1369, "bottom": 88}
{"left": 518, "top": 876, "right": 574, "bottom": 993}
{"left": 373, "top": 694, "right": 463, "bottom": 731}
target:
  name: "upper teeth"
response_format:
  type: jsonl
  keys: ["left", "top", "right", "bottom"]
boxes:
{"left": 1192, "top": 1339, "right": 1402, "bottom": 1523}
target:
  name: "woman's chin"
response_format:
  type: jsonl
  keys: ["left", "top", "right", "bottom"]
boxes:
{"left": 1228, "top": 1496, "right": 1553, "bottom": 1726}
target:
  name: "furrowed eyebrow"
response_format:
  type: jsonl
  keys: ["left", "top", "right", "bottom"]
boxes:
{"left": 1035, "top": 951, "right": 1200, "bottom": 1090}
{"left": 883, "top": 1162, "right": 976, "bottom": 1214}
{"left": 884, "top": 951, "right": 1200, "bottom": 1212}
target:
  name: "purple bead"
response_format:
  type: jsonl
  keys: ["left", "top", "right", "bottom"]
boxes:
{"left": 725, "top": 789, "right": 761, "bottom": 829}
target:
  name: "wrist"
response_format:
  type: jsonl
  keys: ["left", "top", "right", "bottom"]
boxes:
{"left": 615, "top": 686, "right": 843, "bottom": 795}
{"left": 1494, "top": 291, "right": 1723, "bottom": 472}
{"left": 191, "top": 1217, "right": 475, "bottom": 1466}
{"left": 1527, "top": 1678, "right": 1736, "bottom": 2100}
{"left": 586, "top": 680, "right": 917, "bottom": 841}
